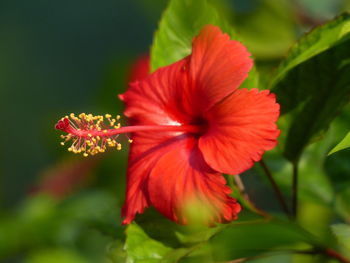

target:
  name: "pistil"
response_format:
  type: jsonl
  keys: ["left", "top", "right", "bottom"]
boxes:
{"left": 64, "top": 124, "right": 201, "bottom": 138}
{"left": 55, "top": 113, "right": 201, "bottom": 157}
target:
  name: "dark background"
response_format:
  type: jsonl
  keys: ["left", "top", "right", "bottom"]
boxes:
{"left": 0, "top": 0, "right": 168, "bottom": 207}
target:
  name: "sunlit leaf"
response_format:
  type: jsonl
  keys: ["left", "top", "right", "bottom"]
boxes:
{"left": 125, "top": 223, "right": 172, "bottom": 263}
{"left": 329, "top": 131, "right": 350, "bottom": 155}
{"left": 124, "top": 208, "right": 224, "bottom": 263}
{"left": 124, "top": 221, "right": 196, "bottom": 263}
{"left": 270, "top": 13, "right": 350, "bottom": 162}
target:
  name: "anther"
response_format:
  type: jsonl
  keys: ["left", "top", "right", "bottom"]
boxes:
{"left": 55, "top": 113, "right": 126, "bottom": 157}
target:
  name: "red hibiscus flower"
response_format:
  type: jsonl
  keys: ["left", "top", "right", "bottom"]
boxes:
{"left": 120, "top": 25, "right": 280, "bottom": 224}
{"left": 55, "top": 25, "right": 280, "bottom": 225}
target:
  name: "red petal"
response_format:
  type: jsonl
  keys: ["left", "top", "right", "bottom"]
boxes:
{"left": 120, "top": 58, "right": 192, "bottom": 126}
{"left": 199, "top": 88, "right": 280, "bottom": 175}
{"left": 147, "top": 136, "right": 241, "bottom": 224}
{"left": 188, "top": 25, "right": 253, "bottom": 113}
{"left": 122, "top": 131, "right": 183, "bottom": 224}
{"left": 120, "top": 25, "right": 253, "bottom": 126}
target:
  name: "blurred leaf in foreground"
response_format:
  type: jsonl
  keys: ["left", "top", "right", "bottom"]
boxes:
{"left": 332, "top": 224, "right": 350, "bottom": 250}
{"left": 24, "top": 248, "right": 88, "bottom": 263}
{"left": 125, "top": 223, "right": 173, "bottom": 263}
{"left": 331, "top": 224, "right": 350, "bottom": 258}
{"left": 232, "top": 0, "right": 297, "bottom": 60}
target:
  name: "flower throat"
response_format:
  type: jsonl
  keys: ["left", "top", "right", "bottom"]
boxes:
{"left": 55, "top": 113, "right": 202, "bottom": 157}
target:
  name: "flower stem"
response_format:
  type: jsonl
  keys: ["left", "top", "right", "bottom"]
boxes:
{"left": 259, "top": 160, "right": 290, "bottom": 217}
{"left": 292, "top": 161, "right": 299, "bottom": 219}
{"left": 324, "top": 248, "right": 350, "bottom": 263}
{"left": 233, "top": 174, "right": 249, "bottom": 201}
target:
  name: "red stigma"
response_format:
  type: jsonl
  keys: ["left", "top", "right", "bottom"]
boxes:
{"left": 55, "top": 118, "right": 70, "bottom": 131}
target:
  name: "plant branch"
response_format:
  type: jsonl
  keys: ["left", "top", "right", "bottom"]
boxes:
{"left": 324, "top": 248, "right": 350, "bottom": 263}
{"left": 233, "top": 174, "right": 249, "bottom": 201}
{"left": 259, "top": 160, "right": 290, "bottom": 217}
{"left": 232, "top": 174, "right": 269, "bottom": 218}
{"left": 292, "top": 161, "right": 299, "bottom": 219}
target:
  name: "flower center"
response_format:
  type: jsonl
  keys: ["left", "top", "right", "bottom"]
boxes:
{"left": 55, "top": 113, "right": 202, "bottom": 157}
{"left": 190, "top": 116, "right": 209, "bottom": 136}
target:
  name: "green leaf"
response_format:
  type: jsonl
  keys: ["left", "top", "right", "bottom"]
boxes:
{"left": 124, "top": 209, "right": 224, "bottom": 263}
{"left": 270, "top": 13, "right": 350, "bottom": 162}
{"left": 123, "top": 220, "right": 200, "bottom": 263}
{"left": 210, "top": 219, "right": 319, "bottom": 261}
{"left": 125, "top": 223, "right": 173, "bottom": 263}
{"left": 106, "top": 240, "right": 127, "bottom": 263}
{"left": 150, "top": 0, "right": 258, "bottom": 89}
{"left": 159, "top": 249, "right": 190, "bottom": 263}
{"left": 324, "top": 105, "right": 350, "bottom": 192}
{"left": 329, "top": 131, "right": 350, "bottom": 155}
{"left": 124, "top": 209, "right": 192, "bottom": 262}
